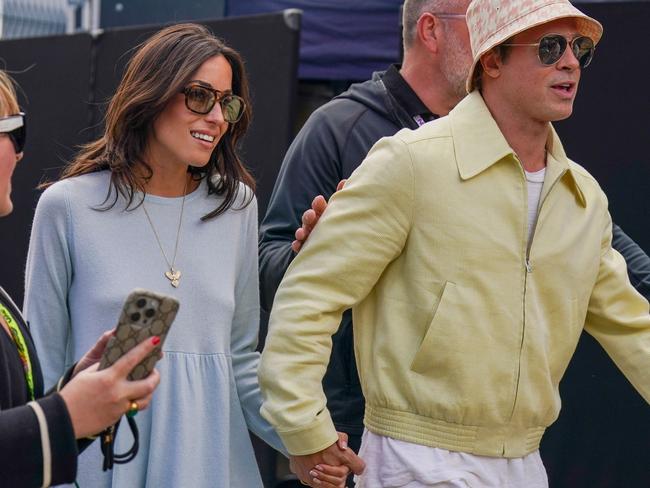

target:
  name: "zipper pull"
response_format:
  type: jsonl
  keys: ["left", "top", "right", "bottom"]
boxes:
{"left": 525, "top": 260, "right": 533, "bottom": 273}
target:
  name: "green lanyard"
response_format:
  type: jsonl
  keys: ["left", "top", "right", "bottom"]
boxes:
{"left": 0, "top": 302, "right": 35, "bottom": 401}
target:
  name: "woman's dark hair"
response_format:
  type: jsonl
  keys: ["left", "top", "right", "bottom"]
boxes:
{"left": 56, "top": 23, "right": 254, "bottom": 220}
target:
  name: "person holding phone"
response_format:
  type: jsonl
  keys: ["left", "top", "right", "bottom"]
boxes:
{"left": 23, "top": 24, "right": 355, "bottom": 488}
{"left": 0, "top": 69, "right": 161, "bottom": 488}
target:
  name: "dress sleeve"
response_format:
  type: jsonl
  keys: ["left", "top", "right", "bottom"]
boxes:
{"left": 231, "top": 195, "right": 286, "bottom": 455}
{"left": 23, "top": 183, "right": 74, "bottom": 389}
{"left": 585, "top": 210, "right": 650, "bottom": 404}
{"left": 0, "top": 393, "right": 77, "bottom": 487}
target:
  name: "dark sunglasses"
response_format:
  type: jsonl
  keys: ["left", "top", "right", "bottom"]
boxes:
{"left": 181, "top": 83, "right": 245, "bottom": 123}
{"left": 0, "top": 112, "right": 26, "bottom": 153}
{"left": 503, "top": 34, "right": 595, "bottom": 69}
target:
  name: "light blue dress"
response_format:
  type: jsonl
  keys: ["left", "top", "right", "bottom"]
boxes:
{"left": 24, "top": 171, "right": 284, "bottom": 487}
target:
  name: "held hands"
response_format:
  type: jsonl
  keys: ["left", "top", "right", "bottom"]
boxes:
{"left": 59, "top": 335, "right": 161, "bottom": 439}
{"left": 289, "top": 432, "right": 365, "bottom": 487}
{"left": 291, "top": 179, "right": 346, "bottom": 253}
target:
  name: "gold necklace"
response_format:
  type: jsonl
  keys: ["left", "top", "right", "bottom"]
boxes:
{"left": 141, "top": 178, "right": 188, "bottom": 288}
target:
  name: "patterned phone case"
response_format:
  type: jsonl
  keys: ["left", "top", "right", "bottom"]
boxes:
{"left": 98, "top": 289, "right": 179, "bottom": 380}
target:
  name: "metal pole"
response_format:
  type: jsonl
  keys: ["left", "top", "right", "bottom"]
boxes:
{"left": 91, "top": 0, "right": 101, "bottom": 32}
{"left": 65, "top": 1, "right": 76, "bottom": 34}
{"left": 0, "top": 0, "right": 4, "bottom": 39}
{"left": 81, "top": 0, "right": 90, "bottom": 30}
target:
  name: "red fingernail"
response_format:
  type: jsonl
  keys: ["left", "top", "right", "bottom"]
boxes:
{"left": 151, "top": 336, "right": 161, "bottom": 345}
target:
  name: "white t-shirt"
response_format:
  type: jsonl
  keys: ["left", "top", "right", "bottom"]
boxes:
{"left": 355, "top": 430, "right": 548, "bottom": 488}
{"left": 525, "top": 167, "right": 546, "bottom": 244}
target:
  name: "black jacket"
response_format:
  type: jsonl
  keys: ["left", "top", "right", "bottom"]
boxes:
{"left": 0, "top": 286, "right": 78, "bottom": 487}
{"left": 612, "top": 224, "right": 650, "bottom": 299}
{"left": 259, "top": 67, "right": 650, "bottom": 439}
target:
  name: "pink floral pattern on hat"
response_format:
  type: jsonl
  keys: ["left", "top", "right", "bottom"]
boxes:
{"left": 466, "top": 0, "right": 603, "bottom": 92}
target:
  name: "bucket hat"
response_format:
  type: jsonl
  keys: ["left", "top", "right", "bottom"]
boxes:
{"left": 466, "top": 0, "right": 603, "bottom": 92}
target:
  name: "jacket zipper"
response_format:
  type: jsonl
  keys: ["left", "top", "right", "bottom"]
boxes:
{"left": 507, "top": 167, "right": 567, "bottom": 431}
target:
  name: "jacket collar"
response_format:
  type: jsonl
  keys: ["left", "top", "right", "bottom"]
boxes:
{"left": 449, "top": 91, "right": 586, "bottom": 207}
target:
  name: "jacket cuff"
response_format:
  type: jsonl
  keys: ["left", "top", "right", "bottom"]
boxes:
{"left": 53, "top": 365, "right": 101, "bottom": 443}
{"left": 277, "top": 410, "right": 339, "bottom": 456}
{"left": 36, "top": 393, "right": 78, "bottom": 485}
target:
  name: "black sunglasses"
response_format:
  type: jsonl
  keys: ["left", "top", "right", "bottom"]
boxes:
{"left": 181, "top": 83, "right": 246, "bottom": 123}
{"left": 0, "top": 112, "right": 26, "bottom": 153}
{"left": 503, "top": 34, "right": 595, "bottom": 69}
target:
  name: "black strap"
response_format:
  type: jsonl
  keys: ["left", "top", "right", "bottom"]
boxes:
{"left": 100, "top": 416, "right": 139, "bottom": 471}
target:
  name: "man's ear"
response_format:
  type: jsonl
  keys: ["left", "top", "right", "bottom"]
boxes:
{"left": 416, "top": 13, "right": 442, "bottom": 54}
{"left": 480, "top": 48, "right": 503, "bottom": 82}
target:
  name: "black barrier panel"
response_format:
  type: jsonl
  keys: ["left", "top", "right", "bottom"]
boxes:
{"left": 0, "top": 12, "right": 300, "bottom": 310}
{"left": 542, "top": 3, "right": 650, "bottom": 488}
{"left": 0, "top": 32, "right": 93, "bottom": 302}
{"left": 92, "top": 11, "right": 301, "bottom": 220}
{"left": 555, "top": 3, "right": 650, "bottom": 251}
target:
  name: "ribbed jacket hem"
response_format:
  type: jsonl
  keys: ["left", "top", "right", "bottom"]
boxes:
{"left": 364, "top": 404, "right": 546, "bottom": 458}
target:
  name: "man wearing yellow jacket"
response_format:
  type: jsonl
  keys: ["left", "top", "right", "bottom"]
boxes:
{"left": 259, "top": 1, "right": 650, "bottom": 486}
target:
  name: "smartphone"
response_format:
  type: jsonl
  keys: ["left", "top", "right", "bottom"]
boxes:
{"left": 98, "top": 289, "right": 179, "bottom": 380}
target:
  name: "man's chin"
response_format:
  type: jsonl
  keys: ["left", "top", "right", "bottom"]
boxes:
{"left": 548, "top": 102, "right": 575, "bottom": 122}
{"left": 551, "top": 110, "right": 574, "bottom": 122}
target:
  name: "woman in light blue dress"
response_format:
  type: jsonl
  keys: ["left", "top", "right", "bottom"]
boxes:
{"left": 24, "top": 23, "right": 348, "bottom": 488}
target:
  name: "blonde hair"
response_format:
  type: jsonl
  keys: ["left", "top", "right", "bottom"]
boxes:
{"left": 0, "top": 70, "right": 20, "bottom": 116}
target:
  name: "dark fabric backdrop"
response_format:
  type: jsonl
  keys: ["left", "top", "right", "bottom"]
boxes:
{"left": 542, "top": 3, "right": 650, "bottom": 487}
{"left": 227, "top": 0, "right": 403, "bottom": 80}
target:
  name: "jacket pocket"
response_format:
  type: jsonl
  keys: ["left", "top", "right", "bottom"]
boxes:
{"left": 408, "top": 280, "right": 505, "bottom": 401}
{"left": 410, "top": 280, "right": 458, "bottom": 374}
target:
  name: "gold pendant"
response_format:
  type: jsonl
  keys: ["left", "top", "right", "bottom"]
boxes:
{"left": 165, "top": 268, "right": 181, "bottom": 288}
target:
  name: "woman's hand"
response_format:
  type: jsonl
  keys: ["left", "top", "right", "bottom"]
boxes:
{"left": 306, "top": 463, "right": 351, "bottom": 487}
{"left": 71, "top": 329, "right": 114, "bottom": 377}
{"left": 289, "top": 432, "right": 361, "bottom": 487}
{"left": 59, "top": 336, "right": 162, "bottom": 439}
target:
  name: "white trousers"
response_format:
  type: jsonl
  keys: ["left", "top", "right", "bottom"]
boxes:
{"left": 354, "top": 430, "right": 548, "bottom": 488}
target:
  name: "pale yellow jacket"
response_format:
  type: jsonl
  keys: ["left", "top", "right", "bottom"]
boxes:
{"left": 258, "top": 91, "right": 650, "bottom": 457}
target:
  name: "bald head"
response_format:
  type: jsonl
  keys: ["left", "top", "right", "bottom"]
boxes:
{"left": 402, "top": 0, "right": 461, "bottom": 51}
